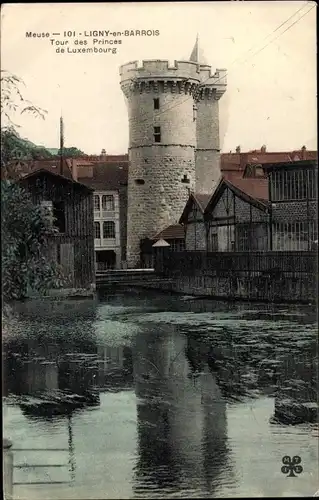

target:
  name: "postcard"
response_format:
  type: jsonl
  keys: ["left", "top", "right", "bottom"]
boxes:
{"left": 1, "top": 2, "right": 318, "bottom": 499}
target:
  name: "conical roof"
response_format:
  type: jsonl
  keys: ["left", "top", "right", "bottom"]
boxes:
{"left": 189, "top": 34, "right": 208, "bottom": 65}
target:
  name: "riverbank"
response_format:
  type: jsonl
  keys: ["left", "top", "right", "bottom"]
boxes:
{"left": 151, "top": 250, "right": 317, "bottom": 304}
{"left": 131, "top": 275, "right": 317, "bottom": 304}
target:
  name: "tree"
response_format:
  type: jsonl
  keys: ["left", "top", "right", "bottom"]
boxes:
{"left": 57, "top": 146, "right": 85, "bottom": 158}
{"left": 1, "top": 129, "right": 53, "bottom": 167}
{"left": 1, "top": 71, "right": 49, "bottom": 168}
{"left": 1, "top": 70, "right": 64, "bottom": 303}
{"left": 1, "top": 181, "right": 65, "bottom": 301}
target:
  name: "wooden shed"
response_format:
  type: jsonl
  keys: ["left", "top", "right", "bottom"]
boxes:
{"left": 18, "top": 169, "right": 95, "bottom": 293}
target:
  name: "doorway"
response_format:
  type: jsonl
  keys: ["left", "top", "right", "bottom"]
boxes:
{"left": 95, "top": 250, "right": 116, "bottom": 271}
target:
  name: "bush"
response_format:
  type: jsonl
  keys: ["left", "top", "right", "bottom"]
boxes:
{"left": 1, "top": 180, "right": 65, "bottom": 301}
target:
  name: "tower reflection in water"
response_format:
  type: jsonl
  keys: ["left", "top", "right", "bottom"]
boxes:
{"left": 132, "top": 325, "right": 229, "bottom": 496}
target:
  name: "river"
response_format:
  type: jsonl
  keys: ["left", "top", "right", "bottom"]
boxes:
{"left": 3, "top": 290, "right": 318, "bottom": 499}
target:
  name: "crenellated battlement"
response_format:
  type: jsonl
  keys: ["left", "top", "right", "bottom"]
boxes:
{"left": 120, "top": 60, "right": 227, "bottom": 100}
{"left": 120, "top": 59, "right": 203, "bottom": 84}
{"left": 196, "top": 67, "right": 227, "bottom": 100}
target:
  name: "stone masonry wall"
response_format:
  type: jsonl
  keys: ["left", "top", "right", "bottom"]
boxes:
{"left": 185, "top": 220, "right": 206, "bottom": 251}
{"left": 195, "top": 98, "right": 221, "bottom": 194}
{"left": 127, "top": 145, "right": 196, "bottom": 265}
{"left": 123, "top": 83, "right": 197, "bottom": 266}
{"left": 127, "top": 87, "right": 197, "bottom": 148}
{"left": 272, "top": 200, "right": 317, "bottom": 222}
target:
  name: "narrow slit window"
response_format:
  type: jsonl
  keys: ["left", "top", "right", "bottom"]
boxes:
{"left": 154, "top": 98, "right": 160, "bottom": 110}
{"left": 154, "top": 126, "right": 161, "bottom": 143}
{"left": 193, "top": 104, "right": 197, "bottom": 121}
{"left": 181, "top": 174, "right": 190, "bottom": 184}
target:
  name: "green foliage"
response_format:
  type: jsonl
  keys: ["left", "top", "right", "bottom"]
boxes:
{"left": 1, "top": 70, "right": 65, "bottom": 302}
{"left": 1, "top": 127, "right": 53, "bottom": 166}
{"left": 57, "top": 146, "right": 85, "bottom": 158}
{"left": 1, "top": 70, "right": 51, "bottom": 167}
{"left": 1, "top": 181, "right": 66, "bottom": 301}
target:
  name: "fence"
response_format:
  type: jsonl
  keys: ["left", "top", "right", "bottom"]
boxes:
{"left": 158, "top": 251, "right": 317, "bottom": 276}
{"left": 151, "top": 250, "right": 317, "bottom": 302}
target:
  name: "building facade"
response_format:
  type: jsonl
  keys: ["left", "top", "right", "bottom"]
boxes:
{"left": 205, "top": 179, "right": 270, "bottom": 252}
{"left": 265, "top": 159, "right": 318, "bottom": 251}
{"left": 120, "top": 38, "right": 227, "bottom": 267}
{"left": 72, "top": 159, "right": 128, "bottom": 270}
{"left": 179, "top": 178, "right": 270, "bottom": 252}
{"left": 179, "top": 193, "right": 211, "bottom": 251}
{"left": 93, "top": 190, "right": 121, "bottom": 270}
{"left": 18, "top": 169, "right": 95, "bottom": 292}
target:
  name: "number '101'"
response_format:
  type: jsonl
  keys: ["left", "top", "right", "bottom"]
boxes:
{"left": 64, "top": 31, "right": 76, "bottom": 37}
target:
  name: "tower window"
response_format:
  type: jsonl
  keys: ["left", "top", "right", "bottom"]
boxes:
{"left": 193, "top": 104, "right": 197, "bottom": 121}
{"left": 135, "top": 179, "right": 145, "bottom": 185}
{"left": 181, "top": 174, "right": 190, "bottom": 184}
{"left": 154, "top": 126, "right": 161, "bottom": 143}
{"left": 154, "top": 98, "right": 160, "bottom": 110}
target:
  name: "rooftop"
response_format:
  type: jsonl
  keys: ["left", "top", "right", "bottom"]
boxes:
{"left": 226, "top": 177, "right": 269, "bottom": 202}
{"left": 18, "top": 168, "right": 93, "bottom": 192}
{"left": 152, "top": 224, "right": 185, "bottom": 241}
{"left": 77, "top": 162, "right": 128, "bottom": 191}
{"left": 189, "top": 34, "right": 208, "bottom": 65}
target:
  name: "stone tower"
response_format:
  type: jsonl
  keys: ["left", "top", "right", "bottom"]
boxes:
{"left": 190, "top": 35, "right": 227, "bottom": 194}
{"left": 120, "top": 37, "right": 227, "bottom": 267}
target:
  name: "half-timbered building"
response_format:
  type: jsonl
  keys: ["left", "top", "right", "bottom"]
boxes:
{"left": 179, "top": 179, "right": 270, "bottom": 252}
{"left": 179, "top": 193, "right": 212, "bottom": 251}
{"left": 204, "top": 178, "right": 270, "bottom": 252}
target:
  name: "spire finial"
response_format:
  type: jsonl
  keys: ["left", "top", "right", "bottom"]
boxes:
{"left": 189, "top": 34, "right": 207, "bottom": 64}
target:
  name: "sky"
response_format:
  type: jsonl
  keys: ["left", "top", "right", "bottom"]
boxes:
{"left": 1, "top": 1, "right": 317, "bottom": 155}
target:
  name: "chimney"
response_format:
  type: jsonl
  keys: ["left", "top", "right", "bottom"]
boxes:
{"left": 240, "top": 153, "right": 248, "bottom": 171}
{"left": 301, "top": 145, "right": 306, "bottom": 159}
{"left": 236, "top": 145, "right": 241, "bottom": 153}
{"left": 71, "top": 159, "right": 78, "bottom": 181}
{"left": 261, "top": 145, "right": 266, "bottom": 153}
{"left": 101, "top": 148, "right": 106, "bottom": 159}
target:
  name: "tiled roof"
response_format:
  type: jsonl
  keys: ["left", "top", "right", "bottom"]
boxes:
{"left": 194, "top": 193, "right": 212, "bottom": 211}
{"left": 205, "top": 177, "right": 269, "bottom": 215}
{"left": 79, "top": 162, "right": 128, "bottom": 191}
{"left": 66, "top": 158, "right": 94, "bottom": 167}
{"left": 7, "top": 159, "right": 73, "bottom": 179}
{"left": 221, "top": 150, "right": 317, "bottom": 173}
{"left": 227, "top": 177, "right": 269, "bottom": 201}
{"left": 76, "top": 154, "right": 129, "bottom": 163}
{"left": 18, "top": 168, "right": 93, "bottom": 192}
{"left": 152, "top": 224, "right": 185, "bottom": 241}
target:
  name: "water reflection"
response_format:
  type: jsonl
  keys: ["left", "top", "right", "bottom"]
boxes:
{"left": 132, "top": 326, "right": 229, "bottom": 497}
{"left": 3, "top": 293, "right": 318, "bottom": 499}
